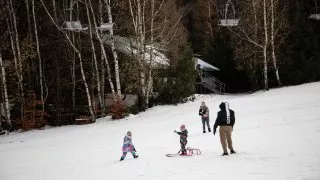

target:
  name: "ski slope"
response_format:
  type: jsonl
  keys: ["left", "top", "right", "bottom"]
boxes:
{"left": 1, "top": 82, "right": 320, "bottom": 180}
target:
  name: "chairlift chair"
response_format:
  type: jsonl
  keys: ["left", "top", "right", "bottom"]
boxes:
{"left": 96, "top": 23, "right": 114, "bottom": 31}
{"left": 218, "top": 0, "right": 240, "bottom": 27}
{"left": 61, "top": 0, "right": 88, "bottom": 32}
{"left": 61, "top": 21, "right": 88, "bottom": 32}
{"left": 309, "top": 7, "right": 320, "bottom": 20}
{"left": 309, "top": 13, "right": 320, "bottom": 20}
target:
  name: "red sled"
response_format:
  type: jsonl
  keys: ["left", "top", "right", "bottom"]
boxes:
{"left": 186, "top": 147, "right": 201, "bottom": 156}
{"left": 166, "top": 147, "right": 201, "bottom": 157}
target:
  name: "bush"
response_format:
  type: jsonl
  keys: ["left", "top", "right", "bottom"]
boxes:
{"left": 109, "top": 99, "right": 126, "bottom": 120}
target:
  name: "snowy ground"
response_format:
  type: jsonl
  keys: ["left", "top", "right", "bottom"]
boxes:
{"left": 1, "top": 82, "right": 320, "bottom": 180}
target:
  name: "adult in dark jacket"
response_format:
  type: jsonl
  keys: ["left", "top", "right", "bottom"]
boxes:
{"left": 213, "top": 102, "right": 236, "bottom": 156}
{"left": 199, "top": 102, "right": 211, "bottom": 133}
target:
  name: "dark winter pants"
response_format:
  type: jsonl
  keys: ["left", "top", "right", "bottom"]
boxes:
{"left": 180, "top": 141, "right": 187, "bottom": 154}
{"left": 202, "top": 117, "right": 211, "bottom": 132}
{"left": 219, "top": 126, "right": 234, "bottom": 153}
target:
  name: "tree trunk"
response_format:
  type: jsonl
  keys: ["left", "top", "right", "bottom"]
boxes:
{"left": 263, "top": 0, "right": 269, "bottom": 90}
{"left": 88, "top": 0, "right": 116, "bottom": 100}
{"left": 24, "top": 0, "right": 32, "bottom": 38}
{"left": 69, "top": 0, "right": 73, "bottom": 20}
{"left": 0, "top": 53, "right": 11, "bottom": 126}
{"left": 251, "top": 0, "right": 259, "bottom": 90}
{"left": 128, "top": 0, "right": 147, "bottom": 110}
{"left": 77, "top": 52, "right": 95, "bottom": 119}
{"left": 86, "top": 0, "right": 103, "bottom": 112}
{"left": 271, "top": 0, "right": 282, "bottom": 86}
{"left": 72, "top": 33, "right": 76, "bottom": 109}
{"left": 9, "top": 0, "right": 24, "bottom": 120}
{"left": 7, "top": 20, "right": 20, "bottom": 94}
{"left": 99, "top": 0, "right": 106, "bottom": 114}
{"left": 145, "top": 0, "right": 155, "bottom": 107}
{"left": 32, "top": 0, "right": 45, "bottom": 116}
{"left": 105, "top": 0, "right": 122, "bottom": 98}
{"left": 52, "top": 0, "right": 58, "bottom": 21}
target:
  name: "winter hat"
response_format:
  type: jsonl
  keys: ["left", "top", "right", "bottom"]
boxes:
{"left": 219, "top": 102, "right": 231, "bottom": 124}
{"left": 180, "top": 124, "right": 186, "bottom": 130}
{"left": 219, "top": 102, "right": 225, "bottom": 109}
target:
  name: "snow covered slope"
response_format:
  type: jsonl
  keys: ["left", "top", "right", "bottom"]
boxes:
{"left": 1, "top": 82, "right": 320, "bottom": 180}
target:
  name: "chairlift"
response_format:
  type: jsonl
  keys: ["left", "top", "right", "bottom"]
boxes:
{"left": 309, "top": 13, "right": 320, "bottom": 20}
{"left": 61, "top": 0, "right": 88, "bottom": 32}
{"left": 61, "top": 21, "right": 88, "bottom": 32}
{"left": 218, "top": 0, "right": 240, "bottom": 27}
{"left": 308, "top": 1, "right": 320, "bottom": 20}
{"left": 96, "top": 23, "right": 114, "bottom": 31}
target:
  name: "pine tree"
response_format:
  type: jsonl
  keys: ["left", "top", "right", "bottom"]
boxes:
{"left": 157, "top": 44, "right": 195, "bottom": 104}
{"left": 174, "top": 45, "right": 196, "bottom": 103}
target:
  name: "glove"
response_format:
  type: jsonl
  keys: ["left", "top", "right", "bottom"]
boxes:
{"left": 213, "top": 129, "right": 216, "bottom": 135}
{"left": 174, "top": 130, "right": 177, "bottom": 133}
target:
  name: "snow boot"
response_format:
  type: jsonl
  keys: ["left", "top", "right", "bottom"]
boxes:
{"left": 180, "top": 150, "right": 187, "bottom": 156}
{"left": 230, "top": 150, "right": 236, "bottom": 154}
{"left": 133, "top": 155, "right": 139, "bottom": 159}
{"left": 120, "top": 157, "right": 124, "bottom": 161}
{"left": 221, "top": 152, "right": 229, "bottom": 156}
{"left": 203, "top": 130, "right": 206, "bottom": 133}
{"left": 208, "top": 128, "right": 211, "bottom": 132}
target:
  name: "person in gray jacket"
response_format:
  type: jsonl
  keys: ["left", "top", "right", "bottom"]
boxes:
{"left": 199, "top": 102, "right": 211, "bottom": 133}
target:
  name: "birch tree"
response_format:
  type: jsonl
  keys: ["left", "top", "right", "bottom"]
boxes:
{"left": 99, "top": 0, "right": 106, "bottom": 114}
{"left": 270, "top": 0, "right": 280, "bottom": 86}
{"left": 125, "top": 0, "right": 186, "bottom": 109}
{"left": 128, "top": 0, "right": 147, "bottom": 109}
{"left": 85, "top": 0, "right": 103, "bottom": 112}
{"left": 270, "top": 0, "right": 288, "bottom": 87}
{"left": 8, "top": 0, "right": 25, "bottom": 118}
{"left": 24, "top": 0, "right": 32, "bottom": 39}
{"left": 105, "top": 0, "right": 122, "bottom": 98}
{"left": 87, "top": 0, "right": 117, "bottom": 101}
{"left": 32, "top": 0, "right": 45, "bottom": 116}
{"left": 263, "top": 0, "right": 269, "bottom": 90}
{"left": 231, "top": 0, "right": 288, "bottom": 89}
{"left": 0, "top": 53, "right": 11, "bottom": 127}
{"left": 40, "top": 0, "right": 95, "bottom": 119}
{"left": 229, "top": 0, "right": 269, "bottom": 90}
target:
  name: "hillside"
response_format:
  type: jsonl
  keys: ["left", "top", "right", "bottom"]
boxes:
{"left": 1, "top": 82, "right": 320, "bottom": 180}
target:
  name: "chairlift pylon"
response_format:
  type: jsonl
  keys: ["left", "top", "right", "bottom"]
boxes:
{"left": 218, "top": 0, "right": 240, "bottom": 27}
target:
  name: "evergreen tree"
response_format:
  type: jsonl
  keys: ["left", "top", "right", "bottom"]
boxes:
{"left": 157, "top": 45, "right": 195, "bottom": 104}
{"left": 175, "top": 45, "right": 196, "bottom": 102}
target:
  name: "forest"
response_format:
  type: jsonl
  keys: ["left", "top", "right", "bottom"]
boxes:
{"left": 0, "top": 0, "right": 319, "bottom": 132}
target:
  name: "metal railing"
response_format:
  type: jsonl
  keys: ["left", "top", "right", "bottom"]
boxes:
{"left": 201, "top": 72, "right": 226, "bottom": 94}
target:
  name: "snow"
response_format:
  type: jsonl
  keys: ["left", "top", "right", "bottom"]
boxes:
{"left": 1, "top": 82, "right": 320, "bottom": 180}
